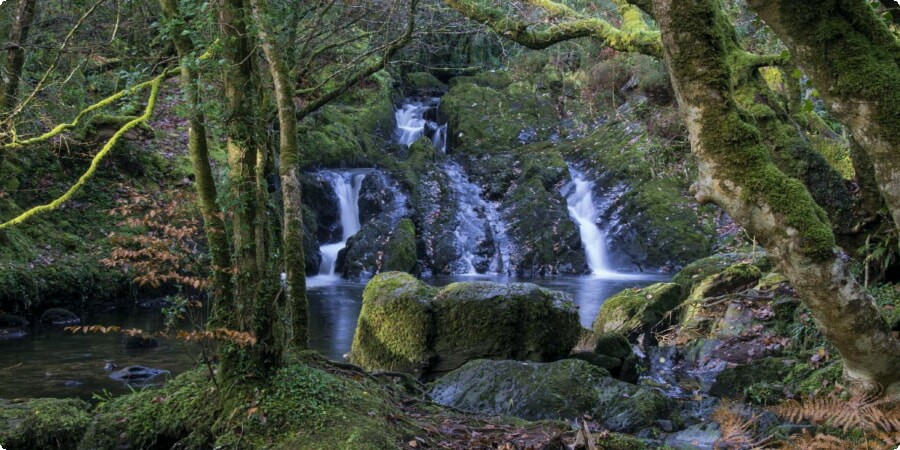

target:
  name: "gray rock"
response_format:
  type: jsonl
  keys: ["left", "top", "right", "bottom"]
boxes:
{"left": 429, "top": 359, "right": 672, "bottom": 432}
{"left": 108, "top": 366, "right": 169, "bottom": 384}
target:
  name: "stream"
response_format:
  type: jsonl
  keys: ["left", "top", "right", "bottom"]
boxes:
{"left": 0, "top": 273, "right": 663, "bottom": 399}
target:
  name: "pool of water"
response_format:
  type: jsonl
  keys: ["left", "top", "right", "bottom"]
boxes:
{"left": 0, "top": 273, "right": 665, "bottom": 399}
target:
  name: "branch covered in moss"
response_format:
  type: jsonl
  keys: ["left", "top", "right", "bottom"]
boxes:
{"left": 0, "top": 74, "right": 164, "bottom": 230}
{"left": 442, "top": 0, "right": 662, "bottom": 57}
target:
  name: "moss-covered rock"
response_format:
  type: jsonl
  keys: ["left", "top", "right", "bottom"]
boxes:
{"left": 349, "top": 272, "right": 436, "bottom": 374}
{"left": 383, "top": 219, "right": 418, "bottom": 273}
{"left": 709, "top": 357, "right": 794, "bottom": 402}
{"left": 350, "top": 275, "right": 580, "bottom": 375}
{"left": 672, "top": 250, "right": 770, "bottom": 295}
{"left": 403, "top": 72, "right": 447, "bottom": 96}
{"left": 0, "top": 398, "right": 91, "bottom": 449}
{"left": 431, "top": 281, "right": 580, "bottom": 373}
{"left": 593, "top": 282, "right": 683, "bottom": 340}
{"left": 428, "top": 359, "right": 672, "bottom": 432}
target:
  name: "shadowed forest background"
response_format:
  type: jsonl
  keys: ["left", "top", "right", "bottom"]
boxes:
{"left": 1, "top": 0, "right": 899, "bottom": 448}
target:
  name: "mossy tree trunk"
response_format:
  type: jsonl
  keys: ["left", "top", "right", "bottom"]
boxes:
{"left": 0, "top": 0, "right": 37, "bottom": 116}
{"left": 747, "top": 0, "right": 900, "bottom": 232}
{"left": 650, "top": 0, "right": 900, "bottom": 393}
{"left": 158, "top": 0, "right": 234, "bottom": 309}
{"left": 218, "top": 0, "right": 285, "bottom": 379}
{"left": 248, "top": 0, "right": 309, "bottom": 349}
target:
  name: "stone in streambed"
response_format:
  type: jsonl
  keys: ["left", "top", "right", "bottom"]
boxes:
{"left": 428, "top": 359, "right": 673, "bottom": 432}
{"left": 348, "top": 272, "right": 581, "bottom": 375}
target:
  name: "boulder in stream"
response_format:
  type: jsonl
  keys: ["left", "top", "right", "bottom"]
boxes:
{"left": 349, "top": 272, "right": 581, "bottom": 375}
{"left": 428, "top": 359, "right": 673, "bottom": 432}
{"left": 593, "top": 282, "right": 683, "bottom": 342}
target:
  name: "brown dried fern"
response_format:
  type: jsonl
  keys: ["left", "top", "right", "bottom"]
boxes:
{"left": 771, "top": 392, "right": 900, "bottom": 432}
{"left": 711, "top": 401, "right": 771, "bottom": 449}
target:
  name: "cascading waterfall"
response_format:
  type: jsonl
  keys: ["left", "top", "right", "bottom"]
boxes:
{"left": 395, "top": 98, "right": 447, "bottom": 153}
{"left": 395, "top": 98, "right": 508, "bottom": 274}
{"left": 317, "top": 171, "right": 367, "bottom": 276}
{"left": 443, "top": 161, "right": 510, "bottom": 274}
{"left": 564, "top": 166, "right": 619, "bottom": 277}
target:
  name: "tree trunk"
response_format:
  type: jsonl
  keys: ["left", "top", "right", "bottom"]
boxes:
{"left": 248, "top": 0, "right": 309, "bottom": 349}
{"left": 218, "top": 0, "right": 283, "bottom": 376}
{"left": 158, "top": 0, "right": 234, "bottom": 310}
{"left": 651, "top": 0, "right": 900, "bottom": 393}
{"left": 1, "top": 0, "right": 37, "bottom": 115}
{"left": 747, "top": 0, "right": 900, "bottom": 232}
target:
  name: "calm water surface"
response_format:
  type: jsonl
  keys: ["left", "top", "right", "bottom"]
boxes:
{"left": 0, "top": 273, "right": 665, "bottom": 399}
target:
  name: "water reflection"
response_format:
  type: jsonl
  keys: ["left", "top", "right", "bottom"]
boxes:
{"left": 0, "top": 273, "right": 666, "bottom": 399}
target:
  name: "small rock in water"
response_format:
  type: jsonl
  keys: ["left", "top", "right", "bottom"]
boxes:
{"left": 103, "top": 361, "right": 117, "bottom": 371}
{"left": 108, "top": 366, "right": 169, "bottom": 384}
{"left": 39, "top": 308, "right": 81, "bottom": 326}
{"left": 123, "top": 335, "right": 159, "bottom": 350}
{"left": 63, "top": 380, "right": 82, "bottom": 387}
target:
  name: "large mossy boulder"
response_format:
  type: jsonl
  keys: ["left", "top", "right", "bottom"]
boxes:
{"left": 0, "top": 398, "right": 91, "bottom": 449}
{"left": 430, "top": 281, "right": 581, "bottom": 373}
{"left": 429, "top": 359, "right": 673, "bottom": 431}
{"left": 349, "top": 272, "right": 437, "bottom": 374}
{"left": 593, "top": 282, "right": 683, "bottom": 340}
{"left": 709, "top": 357, "right": 795, "bottom": 402}
{"left": 349, "top": 273, "right": 581, "bottom": 375}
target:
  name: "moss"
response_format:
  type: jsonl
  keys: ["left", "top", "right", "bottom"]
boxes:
{"left": 403, "top": 72, "right": 446, "bottom": 93}
{"left": 592, "top": 282, "right": 683, "bottom": 338}
{"left": 349, "top": 272, "right": 437, "bottom": 373}
{"left": 709, "top": 357, "right": 794, "bottom": 402}
{"left": 592, "top": 332, "right": 633, "bottom": 360}
{"left": 81, "top": 360, "right": 407, "bottom": 450}
{"left": 382, "top": 218, "right": 417, "bottom": 273}
{"left": 431, "top": 282, "right": 580, "bottom": 372}
{"left": 593, "top": 432, "right": 649, "bottom": 450}
{"left": 786, "top": 360, "right": 844, "bottom": 397}
{"left": 0, "top": 398, "right": 91, "bottom": 450}
{"left": 672, "top": 250, "right": 770, "bottom": 295}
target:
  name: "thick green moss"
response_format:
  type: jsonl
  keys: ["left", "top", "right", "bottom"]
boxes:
{"left": 81, "top": 361, "right": 406, "bottom": 450}
{"left": 0, "top": 398, "right": 91, "bottom": 450}
{"left": 431, "top": 282, "right": 580, "bottom": 373}
{"left": 592, "top": 332, "right": 633, "bottom": 360}
{"left": 672, "top": 250, "right": 770, "bottom": 295}
{"left": 349, "top": 272, "right": 436, "bottom": 373}
{"left": 382, "top": 218, "right": 417, "bottom": 273}
{"left": 592, "top": 282, "right": 683, "bottom": 338}
{"left": 709, "top": 357, "right": 794, "bottom": 402}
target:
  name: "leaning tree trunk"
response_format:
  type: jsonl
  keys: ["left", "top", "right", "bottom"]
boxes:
{"left": 746, "top": 0, "right": 900, "bottom": 232}
{"left": 650, "top": 0, "right": 900, "bottom": 393}
{"left": 248, "top": 0, "right": 309, "bottom": 349}
{"left": 1, "top": 0, "right": 37, "bottom": 115}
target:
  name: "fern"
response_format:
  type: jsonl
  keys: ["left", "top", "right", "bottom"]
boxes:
{"left": 771, "top": 392, "right": 900, "bottom": 449}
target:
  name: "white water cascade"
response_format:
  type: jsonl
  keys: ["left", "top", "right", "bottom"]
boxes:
{"left": 395, "top": 98, "right": 447, "bottom": 152}
{"left": 395, "top": 98, "right": 508, "bottom": 274}
{"left": 565, "top": 166, "right": 619, "bottom": 277}
{"left": 317, "top": 171, "right": 367, "bottom": 276}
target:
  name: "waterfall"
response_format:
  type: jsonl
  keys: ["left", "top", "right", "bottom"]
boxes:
{"left": 395, "top": 98, "right": 509, "bottom": 274}
{"left": 565, "top": 166, "right": 618, "bottom": 277}
{"left": 395, "top": 98, "right": 446, "bottom": 152}
{"left": 318, "top": 171, "right": 367, "bottom": 276}
{"left": 443, "top": 161, "right": 510, "bottom": 274}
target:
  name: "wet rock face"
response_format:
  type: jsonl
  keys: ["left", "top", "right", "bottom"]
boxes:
{"left": 428, "top": 359, "right": 672, "bottom": 431}
{"left": 303, "top": 174, "right": 341, "bottom": 243}
{"left": 348, "top": 273, "right": 581, "bottom": 375}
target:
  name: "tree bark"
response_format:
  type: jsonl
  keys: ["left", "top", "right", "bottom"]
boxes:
{"left": 1, "top": 0, "right": 37, "bottom": 115}
{"left": 651, "top": 0, "right": 900, "bottom": 393}
{"left": 746, "top": 0, "right": 900, "bottom": 232}
{"left": 219, "top": 0, "right": 284, "bottom": 376}
{"left": 248, "top": 0, "right": 309, "bottom": 349}
{"left": 158, "top": 0, "right": 234, "bottom": 311}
